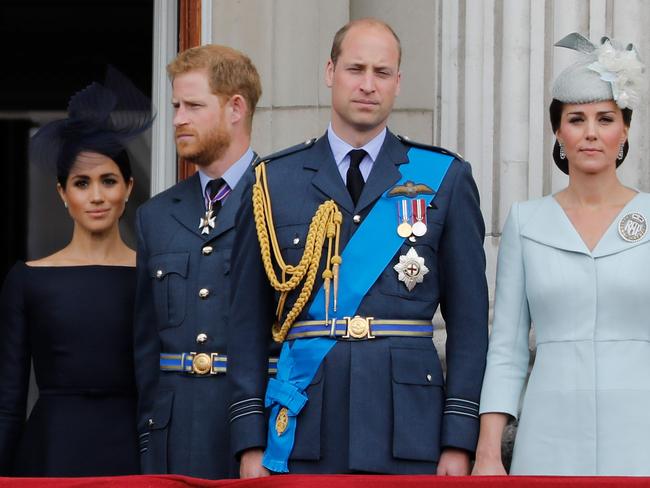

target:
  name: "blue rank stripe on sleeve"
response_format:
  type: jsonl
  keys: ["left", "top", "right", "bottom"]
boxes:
{"left": 262, "top": 147, "right": 454, "bottom": 472}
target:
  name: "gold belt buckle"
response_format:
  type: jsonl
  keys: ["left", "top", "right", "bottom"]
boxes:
{"left": 342, "top": 315, "right": 375, "bottom": 340}
{"left": 191, "top": 352, "right": 213, "bottom": 375}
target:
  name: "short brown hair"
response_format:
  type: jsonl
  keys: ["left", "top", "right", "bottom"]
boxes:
{"left": 167, "top": 44, "right": 262, "bottom": 129}
{"left": 330, "top": 18, "right": 402, "bottom": 67}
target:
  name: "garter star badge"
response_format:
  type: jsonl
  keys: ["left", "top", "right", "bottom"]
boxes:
{"left": 394, "top": 247, "right": 429, "bottom": 291}
{"left": 618, "top": 212, "right": 647, "bottom": 242}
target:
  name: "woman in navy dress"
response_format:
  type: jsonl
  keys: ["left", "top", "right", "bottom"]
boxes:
{"left": 0, "top": 68, "right": 153, "bottom": 477}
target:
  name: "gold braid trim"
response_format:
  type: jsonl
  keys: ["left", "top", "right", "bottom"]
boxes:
{"left": 253, "top": 162, "right": 342, "bottom": 342}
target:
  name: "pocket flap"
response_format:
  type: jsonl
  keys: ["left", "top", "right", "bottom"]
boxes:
{"left": 275, "top": 223, "right": 309, "bottom": 251}
{"left": 148, "top": 252, "right": 189, "bottom": 279}
{"left": 149, "top": 390, "right": 174, "bottom": 430}
{"left": 391, "top": 347, "right": 443, "bottom": 386}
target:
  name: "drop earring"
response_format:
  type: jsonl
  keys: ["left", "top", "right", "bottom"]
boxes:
{"left": 618, "top": 143, "right": 624, "bottom": 160}
{"left": 559, "top": 142, "right": 566, "bottom": 160}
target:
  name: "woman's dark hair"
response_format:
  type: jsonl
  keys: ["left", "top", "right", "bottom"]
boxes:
{"left": 57, "top": 148, "right": 132, "bottom": 188}
{"left": 550, "top": 98, "right": 632, "bottom": 175}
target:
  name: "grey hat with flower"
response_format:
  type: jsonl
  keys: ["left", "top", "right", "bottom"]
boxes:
{"left": 552, "top": 32, "right": 645, "bottom": 110}
{"left": 550, "top": 32, "right": 646, "bottom": 174}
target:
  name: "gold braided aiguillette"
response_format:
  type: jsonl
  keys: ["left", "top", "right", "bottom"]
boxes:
{"left": 253, "top": 162, "right": 342, "bottom": 342}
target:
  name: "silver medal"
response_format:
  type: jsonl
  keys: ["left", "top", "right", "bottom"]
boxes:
{"left": 411, "top": 199, "right": 428, "bottom": 237}
{"left": 618, "top": 212, "right": 647, "bottom": 242}
{"left": 412, "top": 221, "right": 427, "bottom": 237}
{"left": 199, "top": 209, "right": 216, "bottom": 235}
{"left": 393, "top": 247, "right": 429, "bottom": 291}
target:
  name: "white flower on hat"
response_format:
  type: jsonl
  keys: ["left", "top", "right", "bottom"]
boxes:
{"left": 588, "top": 38, "right": 645, "bottom": 109}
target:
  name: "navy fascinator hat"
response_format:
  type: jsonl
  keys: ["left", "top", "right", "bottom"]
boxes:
{"left": 30, "top": 66, "right": 155, "bottom": 185}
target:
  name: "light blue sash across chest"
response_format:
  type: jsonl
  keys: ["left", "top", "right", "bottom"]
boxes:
{"left": 262, "top": 147, "right": 454, "bottom": 472}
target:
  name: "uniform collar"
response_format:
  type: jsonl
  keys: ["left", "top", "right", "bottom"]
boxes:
{"left": 327, "top": 124, "right": 386, "bottom": 167}
{"left": 198, "top": 147, "right": 255, "bottom": 196}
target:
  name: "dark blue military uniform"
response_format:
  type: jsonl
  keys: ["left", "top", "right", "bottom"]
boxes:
{"left": 134, "top": 166, "right": 268, "bottom": 479}
{"left": 228, "top": 131, "right": 488, "bottom": 474}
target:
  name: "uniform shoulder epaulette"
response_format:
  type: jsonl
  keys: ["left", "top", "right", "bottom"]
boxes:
{"left": 396, "top": 134, "right": 464, "bottom": 161}
{"left": 255, "top": 137, "right": 318, "bottom": 166}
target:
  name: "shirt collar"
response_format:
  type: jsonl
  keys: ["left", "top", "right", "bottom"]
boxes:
{"left": 198, "top": 147, "right": 255, "bottom": 196}
{"left": 327, "top": 123, "right": 387, "bottom": 166}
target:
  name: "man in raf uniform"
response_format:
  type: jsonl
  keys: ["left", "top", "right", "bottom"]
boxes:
{"left": 228, "top": 18, "right": 488, "bottom": 476}
{"left": 134, "top": 45, "right": 268, "bottom": 479}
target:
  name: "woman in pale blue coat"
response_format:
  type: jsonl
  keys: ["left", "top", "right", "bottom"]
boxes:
{"left": 474, "top": 33, "right": 650, "bottom": 476}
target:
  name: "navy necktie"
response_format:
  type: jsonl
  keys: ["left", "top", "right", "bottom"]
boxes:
{"left": 346, "top": 149, "right": 367, "bottom": 206}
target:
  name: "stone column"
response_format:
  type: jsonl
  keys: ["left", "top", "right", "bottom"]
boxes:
{"left": 211, "top": 0, "right": 348, "bottom": 156}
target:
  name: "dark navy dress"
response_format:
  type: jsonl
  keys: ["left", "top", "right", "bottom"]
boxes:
{"left": 0, "top": 262, "right": 139, "bottom": 476}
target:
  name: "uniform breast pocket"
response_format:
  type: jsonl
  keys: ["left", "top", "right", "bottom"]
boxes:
{"left": 276, "top": 222, "right": 311, "bottom": 266}
{"left": 148, "top": 252, "right": 189, "bottom": 329}
{"left": 378, "top": 241, "right": 439, "bottom": 303}
{"left": 391, "top": 346, "right": 444, "bottom": 462}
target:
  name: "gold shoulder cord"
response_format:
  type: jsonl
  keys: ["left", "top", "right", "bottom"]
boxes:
{"left": 253, "top": 162, "right": 343, "bottom": 342}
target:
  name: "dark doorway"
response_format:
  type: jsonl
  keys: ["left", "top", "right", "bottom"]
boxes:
{"left": 0, "top": 0, "right": 154, "bottom": 279}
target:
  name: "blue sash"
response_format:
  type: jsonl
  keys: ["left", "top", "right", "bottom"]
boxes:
{"left": 262, "top": 148, "right": 454, "bottom": 472}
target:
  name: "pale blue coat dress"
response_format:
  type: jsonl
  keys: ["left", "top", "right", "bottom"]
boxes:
{"left": 480, "top": 192, "right": 650, "bottom": 475}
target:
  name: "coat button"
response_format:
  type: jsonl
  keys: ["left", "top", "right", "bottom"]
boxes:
{"left": 196, "top": 333, "right": 208, "bottom": 344}
{"left": 148, "top": 418, "right": 155, "bottom": 428}
{"left": 199, "top": 288, "right": 210, "bottom": 299}
{"left": 155, "top": 270, "right": 163, "bottom": 279}
{"left": 353, "top": 214, "right": 361, "bottom": 224}
{"left": 293, "top": 236, "right": 300, "bottom": 245}
{"left": 426, "top": 374, "right": 432, "bottom": 382}
{"left": 202, "top": 245, "right": 213, "bottom": 255}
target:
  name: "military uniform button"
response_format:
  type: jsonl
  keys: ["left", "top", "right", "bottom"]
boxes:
{"left": 293, "top": 237, "right": 300, "bottom": 245}
{"left": 199, "top": 288, "right": 210, "bottom": 299}
{"left": 426, "top": 374, "right": 432, "bottom": 382}
{"left": 196, "top": 333, "right": 208, "bottom": 344}
{"left": 148, "top": 418, "right": 155, "bottom": 428}
{"left": 202, "top": 245, "right": 213, "bottom": 255}
{"left": 409, "top": 236, "right": 417, "bottom": 243}
{"left": 155, "top": 270, "right": 163, "bottom": 279}
{"left": 353, "top": 214, "right": 361, "bottom": 224}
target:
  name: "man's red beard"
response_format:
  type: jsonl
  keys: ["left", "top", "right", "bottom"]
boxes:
{"left": 176, "top": 126, "right": 231, "bottom": 167}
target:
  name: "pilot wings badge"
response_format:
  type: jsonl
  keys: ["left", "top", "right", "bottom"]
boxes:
{"left": 388, "top": 180, "right": 435, "bottom": 198}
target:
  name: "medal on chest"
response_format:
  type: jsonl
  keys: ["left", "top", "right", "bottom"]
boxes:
{"left": 411, "top": 199, "right": 428, "bottom": 237}
{"left": 199, "top": 181, "right": 231, "bottom": 235}
{"left": 394, "top": 247, "right": 429, "bottom": 291}
{"left": 199, "top": 208, "right": 217, "bottom": 235}
{"left": 396, "top": 199, "right": 413, "bottom": 237}
{"left": 394, "top": 198, "right": 428, "bottom": 239}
